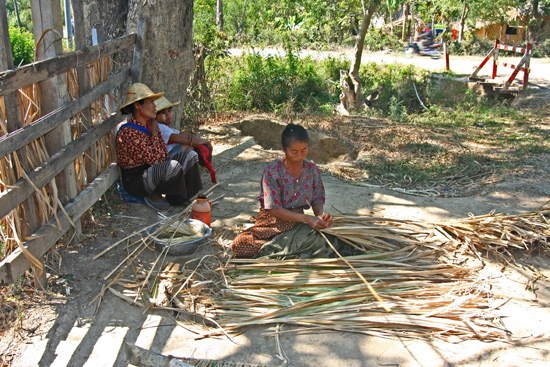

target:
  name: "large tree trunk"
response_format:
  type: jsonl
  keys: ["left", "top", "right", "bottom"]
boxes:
{"left": 238, "top": 0, "right": 248, "bottom": 35}
{"left": 386, "top": 0, "right": 393, "bottom": 34}
{"left": 341, "top": 0, "right": 379, "bottom": 113}
{"left": 217, "top": 0, "right": 224, "bottom": 32}
{"left": 529, "top": 0, "right": 540, "bottom": 42}
{"left": 126, "top": 0, "right": 195, "bottom": 129}
{"left": 401, "top": 2, "right": 409, "bottom": 42}
{"left": 458, "top": 1, "right": 468, "bottom": 42}
{"left": 81, "top": 0, "right": 128, "bottom": 44}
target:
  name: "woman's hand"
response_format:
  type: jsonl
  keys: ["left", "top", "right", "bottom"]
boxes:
{"left": 319, "top": 213, "right": 333, "bottom": 227}
{"left": 267, "top": 208, "right": 332, "bottom": 230}
{"left": 304, "top": 214, "right": 331, "bottom": 229}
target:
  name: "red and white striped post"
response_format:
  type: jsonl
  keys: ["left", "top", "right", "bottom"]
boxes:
{"left": 492, "top": 39, "right": 500, "bottom": 79}
{"left": 523, "top": 43, "right": 532, "bottom": 88}
{"left": 444, "top": 42, "right": 449, "bottom": 71}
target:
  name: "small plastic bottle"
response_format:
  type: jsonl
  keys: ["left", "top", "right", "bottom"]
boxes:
{"left": 191, "top": 194, "right": 211, "bottom": 226}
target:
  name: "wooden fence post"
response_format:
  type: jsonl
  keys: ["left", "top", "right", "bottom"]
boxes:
{"left": 523, "top": 43, "right": 532, "bottom": 90}
{"left": 71, "top": 0, "right": 97, "bottom": 183}
{"left": 0, "top": 0, "right": 39, "bottom": 239}
{"left": 131, "top": 19, "right": 147, "bottom": 84}
{"left": 30, "top": 0, "right": 82, "bottom": 283}
{"left": 0, "top": 0, "right": 43, "bottom": 288}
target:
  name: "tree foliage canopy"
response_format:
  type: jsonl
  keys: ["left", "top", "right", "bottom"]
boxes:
{"left": 194, "top": 0, "right": 550, "bottom": 47}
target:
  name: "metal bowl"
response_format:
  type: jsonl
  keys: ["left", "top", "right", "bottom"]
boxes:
{"left": 146, "top": 219, "right": 211, "bottom": 256}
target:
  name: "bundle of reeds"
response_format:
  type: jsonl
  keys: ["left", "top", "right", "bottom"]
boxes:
{"left": 91, "top": 188, "right": 222, "bottom": 312}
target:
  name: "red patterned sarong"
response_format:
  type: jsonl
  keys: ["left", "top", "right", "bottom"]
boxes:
{"left": 232, "top": 207, "right": 303, "bottom": 258}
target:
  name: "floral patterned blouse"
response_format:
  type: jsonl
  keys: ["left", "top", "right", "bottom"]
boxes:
{"left": 116, "top": 116, "right": 168, "bottom": 169}
{"left": 259, "top": 157, "right": 325, "bottom": 210}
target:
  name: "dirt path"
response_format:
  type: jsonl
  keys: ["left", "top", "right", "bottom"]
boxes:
{"left": 5, "top": 126, "right": 550, "bottom": 367}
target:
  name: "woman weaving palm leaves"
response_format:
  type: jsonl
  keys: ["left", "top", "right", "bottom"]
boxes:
{"left": 233, "top": 124, "right": 351, "bottom": 259}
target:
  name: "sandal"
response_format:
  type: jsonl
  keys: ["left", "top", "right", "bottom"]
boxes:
{"left": 144, "top": 196, "right": 171, "bottom": 211}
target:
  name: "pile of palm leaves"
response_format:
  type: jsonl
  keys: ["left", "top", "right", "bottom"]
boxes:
{"left": 100, "top": 207, "right": 550, "bottom": 342}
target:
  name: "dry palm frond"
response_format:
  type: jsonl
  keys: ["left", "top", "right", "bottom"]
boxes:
{"left": 91, "top": 186, "right": 221, "bottom": 307}
{"left": 102, "top": 207, "right": 550, "bottom": 342}
{"left": 194, "top": 247, "right": 505, "bottom": 342}
{"left": 436, "top": 208, "right": 550, "bottom": 261}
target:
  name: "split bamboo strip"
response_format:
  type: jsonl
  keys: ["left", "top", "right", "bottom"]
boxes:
{"left": 0, "top": 83, "right": 64, "bottom": 263}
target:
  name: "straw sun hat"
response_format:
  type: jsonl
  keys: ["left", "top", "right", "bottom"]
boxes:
{"left": 117, "top": 83, "right": 164, "bottom": 112}
{"left": 154, "top": 96, "right": 181, "bottom": 112}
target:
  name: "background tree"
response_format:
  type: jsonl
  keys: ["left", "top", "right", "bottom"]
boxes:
{"left": 521, "top": 0, "right": 550, "bottom": 42}
{"left": 341, "top": 0, "right": 380, "bottom": 112}
{"left": 5, "top": 0, "right": 32, "bottom": 31}
{"left": 217, "top": 0, "right": 224, "bottom": 32}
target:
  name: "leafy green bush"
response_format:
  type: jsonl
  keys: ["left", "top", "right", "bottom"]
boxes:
{"left": 363, "top": 28, "right": 403, "bottom": 52}
{"left": 209, "top": 44, "right": 337, "bottom": 113}
{"left": 531, "top": 39, "right": 550, "bottom": 58}
{"left": 205, "top": 49, "right": 510, "bottom": 119}
{"left": 446, "top": 35, "right": 494, "bottom": 56}
{"left": 359, "top": 62, "right": 429, "bottom": 118}
{"left": 9, "top": 26, "right": 34, "bottom": 66}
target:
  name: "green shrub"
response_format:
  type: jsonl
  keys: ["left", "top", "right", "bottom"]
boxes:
{"left": 363, "top": 28, "right": 403, "bottom": 52}
{"left": 531, "top": 39, "right": 550, "bottom": 58}
{"left": 205, "top": 49, "right": 512, "bottom": 119}
{"left": 9, "top": 26, "right": 34, "bottom": 66}
{"left": 446, "top": 34, "right": 493, "bottom": 56}
{"left": 209, "top": 45, "right": 336, "bottom": 113}
{"left": 359, "top": 62, "right": 429, "bottom": 117}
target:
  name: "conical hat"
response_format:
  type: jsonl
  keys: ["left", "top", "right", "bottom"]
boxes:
{"left": 117, "top": 83, "right": 164, "bottom": 111}
{"left": 155, "top": 96, "right": 181, "bottom": 112}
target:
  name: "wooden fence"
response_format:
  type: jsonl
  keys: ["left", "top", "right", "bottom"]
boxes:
{"left": 0, "top": 15, "right": 146, "bottom": 284}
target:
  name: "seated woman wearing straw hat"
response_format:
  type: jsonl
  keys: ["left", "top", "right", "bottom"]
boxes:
{"left": 154, "top": 96, "right": 216, "bottom": 184}
{"left": 116, "top": 83, "right": 202, "bottom": 210}
{"left": 232, "top": 124, "right": 334, "bottom": 258}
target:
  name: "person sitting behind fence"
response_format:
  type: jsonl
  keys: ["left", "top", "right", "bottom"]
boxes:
{"left": 116, "top": 83, "right": 202, "bottom": 211}
{"left": 232, "top": 124, "right": 333, "bottom": 258}
{"left": 154, "top": 96, "right": 216, "bottom": 183}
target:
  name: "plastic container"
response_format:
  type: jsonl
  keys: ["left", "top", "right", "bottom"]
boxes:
{"left": 191, "top": 194, "right": 211, "bottom": 226}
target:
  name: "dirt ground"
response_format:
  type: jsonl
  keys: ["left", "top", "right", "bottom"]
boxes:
{"left": 2, "top": 108, "right": 550, "bottom": 366}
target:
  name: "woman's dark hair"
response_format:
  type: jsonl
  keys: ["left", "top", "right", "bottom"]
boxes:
{"left": 282, "top": 124, "right": 308, "bottom": 149}
{"left": 121, "top": 99, "right": 146, "bottom": 115}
